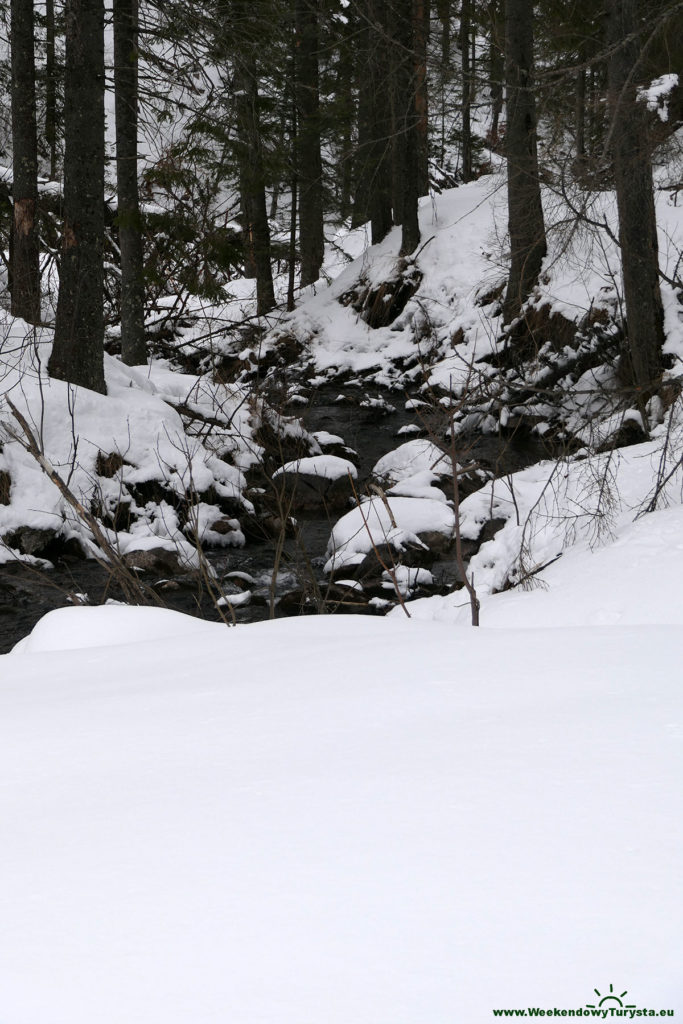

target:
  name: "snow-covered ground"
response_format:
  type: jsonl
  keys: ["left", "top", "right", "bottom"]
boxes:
{"left": 2, "top": 513, "right": 683, "bottom": 1024}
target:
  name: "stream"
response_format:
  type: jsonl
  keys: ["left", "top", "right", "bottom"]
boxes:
{"left": 0, "top": 385, "right": 549, "bottom": 653}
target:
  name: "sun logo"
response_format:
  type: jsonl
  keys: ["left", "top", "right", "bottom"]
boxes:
{"left": 586, "top": 983, "right": 636, "bottom": 1010}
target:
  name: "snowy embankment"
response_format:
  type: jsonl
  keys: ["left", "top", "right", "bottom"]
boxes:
{"left": 2, "top": 589, "right": 682, "bottom": 1023}
{"left": 0, "top": 318, "right": 264, "bottom": 566}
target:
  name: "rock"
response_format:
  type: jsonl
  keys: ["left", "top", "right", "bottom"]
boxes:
{"left": 477, "top": 516, "right": 508, "bottom": 546}
{"left": 273, "top": 455, "right": 358, "bottom": 513}
{"left": 373, "top": 439, "right": 451, "bottom": 486}
{"left": 596, "top": 413, "right": 648, "bottom": 453}
{"left": 3, "top": 527, "right": 58, "bottom": 558}
{"left": 123, "top": 546, "right": 181, "bottom": 575}
{"left": 96, "top": 451, "right": 124, "bottom": 478}
{"left": 325, "top": 495, "right": 456, "bottom": 577}
{"left": 277, "top": 588, "right": 319, "bottom": 616}
{"left": 312, "top": 431, "right": 360, "bottom": 466}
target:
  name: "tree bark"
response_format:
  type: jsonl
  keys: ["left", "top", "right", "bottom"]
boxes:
{"left": 414, "top": 0, "right": 430, "bottom": 196}
{"left": 488, "top": 0, "right": 504, "bottom": 145}
{"left": 502, "top": 0, "right": 546, "bottom": 323}
{"left": 295, "top": 0, "right": 325, "bottom": 285}
{"left": 336, "top": 25, "right": 355, "bottom": 221}
{"left": 234, "top": 60, "right": 276, "bottom": 316}
{"left": 11, "top": 0, "right": 41, "bottom": 325}
{"left": 392, "top": 0, "right": 420, "bottom": 255}
{"left": 45, "top": 0, "right": 57, "bottom": 179}
{"left": 49, "top": 0, "right": 106, "bottom": 394}
{"left": 114, "top": 0, "right": 147, "bottom": 365}
{"left": 460, "top": 0, "right": 473, "bottom": 181}
{"left": 351, "top": 10, "right": 372, "bottom": 228}
{"left": 368, "top": 0, "right": 393, "bottom": 243}
{"left": 435, "top": 0, "right": 451, "bottom": 165}
{"left": 607, "top": 0, "right": 664, "bottom": 393}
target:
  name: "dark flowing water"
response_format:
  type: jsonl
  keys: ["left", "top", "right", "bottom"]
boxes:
{"left": 0, "top": 386, "right": 549, "bottom": 653}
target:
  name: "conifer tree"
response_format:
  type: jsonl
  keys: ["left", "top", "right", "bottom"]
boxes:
{"left": 10, "top": 0, "right": 41, "bottom": 324}
{"left": 503, "top": 0, "right": 546, "bottom": 322}
{"left": 49, "top": 0, "right": 106, "bottom": 394}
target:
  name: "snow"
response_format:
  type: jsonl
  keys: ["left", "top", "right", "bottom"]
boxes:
{"left": 372, "top": 438, "right": 451, "bottom": 484}
{"left": 638, "top": 73, "right": 679, "bottom": 120}
{"left": 2, "top": 605, "right": 682, "bottom": 1023}
{"left": 273, "top": 454, "right": 358, "bottom": 480}
{"left": 325, "top": 494, "right": 456, "bottom": 574}
{"left": 11, "top": 604, "right": 215, "bottom": 654}
{"left": 0, "top": 318, "right": 260, "bottom": 565}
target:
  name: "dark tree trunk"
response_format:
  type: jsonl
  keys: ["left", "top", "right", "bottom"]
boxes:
{"left": 392, "top": 0, "right": 420, "bottom": 255}
{"left": 414, "top": 0, "right": 430, "bottom": 196}
{"left": 435, "top": 0, "right": 451, "bottom": 165}
{"left": 114, "top": 0, "right": 146, "bottom": 366}
{"left": 488, "top": 0, "right": 504, "bottom": 146}
{"left": 607, "top": 0, "right": 664, "bottom": 393}
{"left": 351, "top": 11, "right": 372, "bottom": 228}
{"left": 234, "top": 61, "right": 276, "bottom": 316}
{"left": 368, "top": 0, "right": 393, "bottom": 243}
{"left": 336, "top": 26, "right": 354, "bottom": 221}
{"left": 575, "top": 63, "right": 586, "bottom": 161}
{"left": 45, "top": 0, "right": 57, "bottom": 179}
{"left": 460, "top": 0, "right": 472, "bottom": 181}
{"left": 295, "top": 0, "right": 325, "bottom": 285}
{"left": 287, "top": 171, "right": 298, "bottom": 311}
{"left": 502, "top": 0, "right": 546, "bottom": 323}
{"left": 49, "top": 0, "right": 106, "bottom": 393}
{"left": 11, "top": 0, "right": 41, "bottom": 325}
{"left": 288, "top": 60, "right": 298, "bottom": 312}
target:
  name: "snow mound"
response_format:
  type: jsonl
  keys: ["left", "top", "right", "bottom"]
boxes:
{"left": 325, "top": 495, "right": 455, "bottom": 574}
{"left": 274, "top": 454, "right": 358, "bottom": 480}
{"left": 372, "top": 439, "right": 451, "bottom": 484}
{"left": 1, "top": 613, "right": 682, "bottom": 1022}
{"left": 11, "top": 605, "right": 218, "bottom": 654}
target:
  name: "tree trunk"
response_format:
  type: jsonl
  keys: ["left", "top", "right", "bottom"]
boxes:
{"left": 49, "top": 0, "right": 106, "bottom": 394}
{"left": 488, "top": 0, "right": 504, "bottom": 145}
{"left": 351, "top": 11, "right": 372, "bottom": 228}
{"left": 336, "top": 26, "right": 354, "bottom": 221}
{"left": 295, "top": 0, "right": 325, "bottom": 286}
{"left": 575, "top": 64, "right": 586, "bottom": 161}
{"left": 368, "top": 0, "right": 393, "bottom": 243}
{"left": 114, "top": 0, "right": 146, "bottom": 366}
{"left": 45, "top": 0, "right": 57, "bottom": 180}
{"left": 502, "top": 0, "right": 546, "bottom": 323}
{"left": 11, "top": 0, "right": 41, "bottom": 325}
{"left": 607, "top": 0, "right": 664, "bottom": 393}
{"left": 460, "top": 0, "right": 472, "bottom": 181}
{"left": 414, "top": 0, "right": 430, "bottom": 196}
{"left": 234, "top": 61, "right": 276, "bottom": 316}
{"left": 436, "top": 0, "right": 451, "bottom": 165}
{"left": 392, "top": 0, "right": 420, "bottom": 255}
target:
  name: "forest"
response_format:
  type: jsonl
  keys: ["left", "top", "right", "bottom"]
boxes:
{"left": 0, "top": 0, "right": 682, "bottom": 637}
{"left": 1, "top": 2, "right": 683, "bottom": 1019}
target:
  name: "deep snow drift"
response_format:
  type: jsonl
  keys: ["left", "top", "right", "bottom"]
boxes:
{"left": 2, "top": 603, "right": 682, "bottom": 1024}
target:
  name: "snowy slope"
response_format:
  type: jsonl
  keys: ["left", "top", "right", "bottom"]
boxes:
{"left": 1, "top": 606, "right": 682, "bottom": 1023}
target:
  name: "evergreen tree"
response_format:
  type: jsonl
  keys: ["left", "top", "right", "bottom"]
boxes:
{"left": 49, "top": 0, "right": 106, "bottom": 393}
{"left": 607, "top": 0, "right": 664, "bottom": 393}
{"left": 10, "top": 0, "right": 41, "bottom": 324}
{"left": 503, "top": 0, "right": 546, "bottom": 322}
{"left": 114, "top": 0, "right": 147, "bottom": 365}
{"left": 295, "top": 0, "right": 325, "bottom": 285}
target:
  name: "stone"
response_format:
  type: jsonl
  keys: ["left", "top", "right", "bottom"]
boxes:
{"left": 123, "top": 546, "right": 181, "bottom": 575}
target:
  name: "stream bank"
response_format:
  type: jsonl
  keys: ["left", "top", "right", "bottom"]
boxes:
{"left": 0, "top": 384, "right": 551, "bottom": 653}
